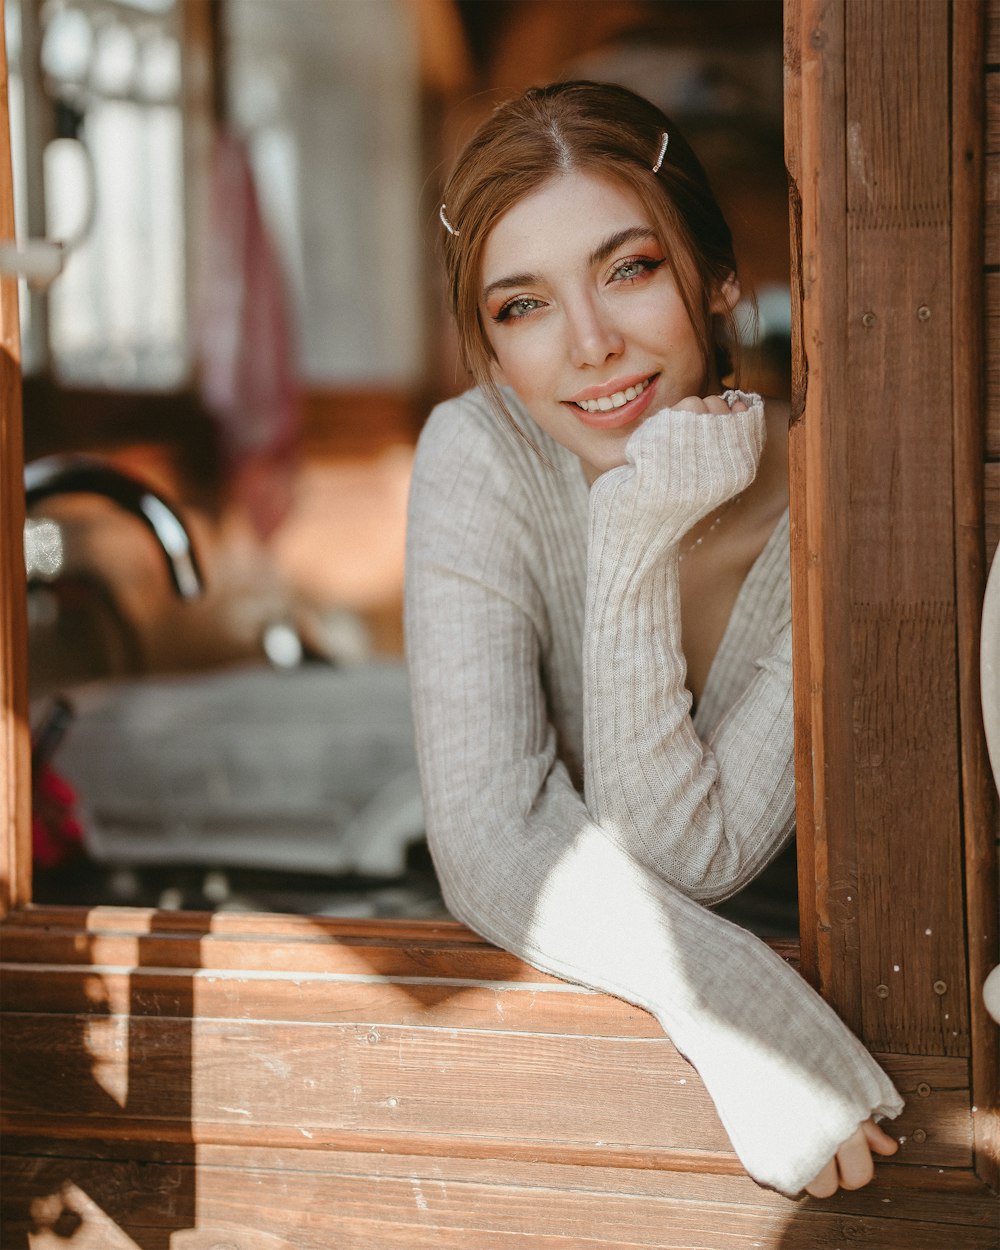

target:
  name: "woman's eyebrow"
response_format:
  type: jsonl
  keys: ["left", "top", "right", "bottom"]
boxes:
{"left": 481, "top": 226, "right": 659, "bottom": 302}
{"left": 588, "top": 226, "right": 658, "bottom": 268}
{"left": 482, "top": 271, "right": 538, "bottom": 302}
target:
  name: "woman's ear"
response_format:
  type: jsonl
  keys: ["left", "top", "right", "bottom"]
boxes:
{"left": 711, "top": 273, "right": 741, "bottom": 315}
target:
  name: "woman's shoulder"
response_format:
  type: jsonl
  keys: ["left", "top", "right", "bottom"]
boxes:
{"left": 413, "top": 385, "right": 566, "bottom": 491}
{"left": 409, "top": 386, "right": 528, "bottom": 522}
{"left": 418, "top": 385, "right": 514, "bottom": 456}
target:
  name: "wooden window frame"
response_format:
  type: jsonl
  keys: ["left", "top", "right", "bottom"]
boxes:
{"left": 1, "top": 0, "right": 997, "bottom": 1244}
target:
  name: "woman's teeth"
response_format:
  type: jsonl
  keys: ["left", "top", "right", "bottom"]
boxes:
{"left": 576, "top": 377, "right": 651, "bottom": 413}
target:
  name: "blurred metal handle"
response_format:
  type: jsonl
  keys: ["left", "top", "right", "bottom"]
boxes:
{"left": 0, "top": 238, "right": 65, "bottom": 288}
{"left": 0, "top": 134, "right": 97, "bottom": 289}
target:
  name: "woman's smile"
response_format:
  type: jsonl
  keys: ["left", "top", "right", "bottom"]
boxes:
{"left": 564, "top": 372, "right": 660, "bottom": 428}
{"left": 480, "top": 169, "right": 715, "bottom": 481}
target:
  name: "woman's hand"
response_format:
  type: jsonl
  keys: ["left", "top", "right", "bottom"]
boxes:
{"left": 613, "top": 390, "right": 763, "bottom": 529}
{"left": 804, "top": 1118, "right": 898, "bottom": 1198}
{"left": 671, "top": 393, "right": 748, "bottom": 415}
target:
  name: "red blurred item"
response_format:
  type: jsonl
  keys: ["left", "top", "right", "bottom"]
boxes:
{"left": 32, "top": 764, "right": 86, "bottom": 869}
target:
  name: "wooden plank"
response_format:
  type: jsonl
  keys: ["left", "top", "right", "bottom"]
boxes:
{"left": 0, "top": 927, "right": 557, "bottom": 983}
{"left": 787, "top": 0, "right": 863, "bottom": 1029}
{"left": 846, "top": 8, "right": 950, "bottom": 227}
{"left": 843, "top": 1, "right": 967, "bottom": 1057}
{"left": 6, "top": 1131, "right": 998, "bottom": 1217}
{"left": 844, "top": 224, "right": 953, "bottom": 599}
{"left": 0, "top": 964, "right": 663, "bottom": 1038}
{"left": 986, "top": 461, "right": 1000, "bottom": 560}
{"left": 988, "top": 70, "right": 999, "bottom": 263}
{"left": 4, "top": 1135, "right": 996, "bottom": 1227}
{"left": 989, "top": 0, "right": 1000, "bottom": 63}
{"left": 850, "top": 602, "right": 967, "bottom": 1055}
{"left": 987, "top": 271, "right": 999, "bottom": 456}
{"left": 2, "top": 1151, "right": 998, "bottom": 1250}
{"left": 0, "top": 1010, "right": 974, "bottom": 1170}
{"left": 0, "top": 0, "right": 30, "bottom": 916}
{"left": 789, "top": 0, "right": 973, "bottom": 1055}
{"left": 0, "top": 1012, "right": 732, "bottom": 1155}
{"left": 783, "top": 0, "right": 821, "bottom": 990}
{"left": 0, "top": 906, "right": 788, "bottom": 1041}
{"left": 953, "top": 0, "right": 1000, "bottom": 1190}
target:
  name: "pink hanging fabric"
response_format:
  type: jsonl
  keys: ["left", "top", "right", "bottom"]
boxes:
{"left": 196, "top": 129, "right": 300, "bottom": 538}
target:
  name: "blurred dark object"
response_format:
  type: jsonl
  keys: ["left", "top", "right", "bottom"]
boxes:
{"left": 26, "top": 454, "right": 204, "bottom": 599}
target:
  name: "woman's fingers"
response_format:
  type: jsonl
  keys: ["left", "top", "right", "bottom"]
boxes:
{"left": 804, "top": 1158, "right": 839, "bottom": 1199}
{"left": 833, "top": 1127, "right": 876, "bottom": 1190}
{"left": 672, "top": 394, "right": 747, "bottom": 414}
{"left": 804, "top": 1119, "right": 898, "bottom": 1198}
{"left": 862, "top": 1117, "right": 900, "bottom": 1157}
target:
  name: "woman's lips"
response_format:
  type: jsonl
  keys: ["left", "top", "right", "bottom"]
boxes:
{"left": 566, "top": 374, "right": 660, "bottom": 430}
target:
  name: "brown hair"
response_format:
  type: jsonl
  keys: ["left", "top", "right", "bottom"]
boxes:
{"left": 440, "top": 81, "right": 743, "bottom": 430}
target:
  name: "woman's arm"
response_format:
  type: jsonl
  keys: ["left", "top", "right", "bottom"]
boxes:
{"left": 405, "top": 394, "right": 902, "bottom": 1197}
{"left": 583, "top": 393, "right": 793, "bottom": 901}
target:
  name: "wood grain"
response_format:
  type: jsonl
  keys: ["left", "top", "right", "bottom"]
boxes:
{"left": 790, "top": 0, "right": 974, "bottom": 1062}
{"left": 0, "top": 0, "right": 30, "bottom": 916}
{"left": 953, "top": 0, "right": 1000, "bottom": 1191}
{"left": 4, "top": 1133, "right": 995, "bottom": 1220}
{"left": 787, "top": 0, "right": 862, "bottom": 1030}
{"left": 843, "top": 217, "right": 962, "bottom": 1056}
{"left": 986, "top": 462, "right": 1000, "bottom": 559}
{"left": 987, "top": 271, "right": 999, "bottom": 455}
{"left": 783, "top": 0, "right": 822, "bottom": 990}
{"left": 2, "top": 1150, "right": 998, "bottom": 1250}
{"left": 0, "top": 893, "right": 992, "bottom": 1245}
{"left": 0, "top": 912, "right": 977, "bottom": 1175}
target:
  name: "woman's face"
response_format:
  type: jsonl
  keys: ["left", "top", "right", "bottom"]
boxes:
{"left": 480, "top": 169, "right": 725, "bottom": 483}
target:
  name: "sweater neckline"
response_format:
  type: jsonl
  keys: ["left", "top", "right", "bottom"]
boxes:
{"left": 693, "top": 506, "right": 790, "bottom": 730}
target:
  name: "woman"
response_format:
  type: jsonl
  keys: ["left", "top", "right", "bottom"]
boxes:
{"left": 405, "top": 81, "right": 901, "bottom": 1198}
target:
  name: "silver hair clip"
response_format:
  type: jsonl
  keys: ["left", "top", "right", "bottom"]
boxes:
{"left": 652, "top": 131, "right": 669, "bottom": 174}
{"left": 439, "top": 204, "right": 459, "bottom": 237}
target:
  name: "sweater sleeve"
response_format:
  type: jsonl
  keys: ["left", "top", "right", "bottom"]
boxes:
{"left": 583, "top": 392, "right": 794, "bottom": 901}
{"left": 404, "top": 392, "right": 903, "bottom": 1197}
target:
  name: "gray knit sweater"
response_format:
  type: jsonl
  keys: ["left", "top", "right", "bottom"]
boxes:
{"left": 404, "top": 386, "right": 902, "bottom": 1195}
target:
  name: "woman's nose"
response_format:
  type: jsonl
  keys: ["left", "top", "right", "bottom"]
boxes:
{"left": 565, "top": 298, "right": 625, "bottom": 368}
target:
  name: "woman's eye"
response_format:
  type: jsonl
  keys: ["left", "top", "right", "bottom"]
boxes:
{"left": 611, "top": 257, "right": 663, "bottom": 283}
{"left": 494, "top": 296, "right": 543, "bottom": 323}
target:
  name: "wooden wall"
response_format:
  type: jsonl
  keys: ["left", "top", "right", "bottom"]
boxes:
{"left": 2, "top": 910, "right": 997, "bottom": 1250}
{"left": 986, "top": 0, "right": 999, "bottom": 553}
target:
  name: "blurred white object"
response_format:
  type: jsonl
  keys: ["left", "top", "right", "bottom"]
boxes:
{"left": 0, "top": 237, "right": 65, "bottom": 288}
{"left": 980, "top": 545, "right": 1000, "bottom": 1024}
{"left": 985, "top": 966, "right": 1000, "bottom": 1025}
{"left": 52, "top": 661, "right": 423, "bottom": 878}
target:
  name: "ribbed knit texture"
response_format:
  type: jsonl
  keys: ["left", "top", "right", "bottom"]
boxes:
{"left": 404, "top": 386, "right": 903, "bottom": 1196}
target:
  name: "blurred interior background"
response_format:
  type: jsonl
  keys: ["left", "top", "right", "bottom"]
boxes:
{"left": 13, "top": 0, "right": 795, "bottom": 929}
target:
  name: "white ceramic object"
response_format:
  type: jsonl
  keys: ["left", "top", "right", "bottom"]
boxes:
{"left": 979, "top": 547, "right": 1000, "bottom": 1024}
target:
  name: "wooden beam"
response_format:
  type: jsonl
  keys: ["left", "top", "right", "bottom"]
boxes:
{"left": 789, "top": 0, "right": 973, "bottom": 1060}
{"left": 952, "top": 0, "right": 1000, "bottom": 1193}
{"left": 3, "top": 1148, "right": 998, "bottom": 1250}
{"left": 0, "top": 0, "right": 29, "bottom": 917}
{"left": 787, "top": 0, "right": 861, "bottom": 1026}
